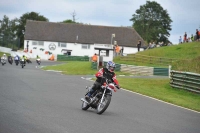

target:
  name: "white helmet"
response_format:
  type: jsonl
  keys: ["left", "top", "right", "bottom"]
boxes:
{"left": 3, "top": 54, "right": 6, "bottom": 56}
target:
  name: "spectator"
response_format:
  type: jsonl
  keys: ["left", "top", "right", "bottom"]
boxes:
{"left": 191, "top": 34, "right": 194, "bottom": 42}
{"left": 150, "top": 42, "right": 156, "bottom": 49}
{"left": 137, "top": 40, "right": 141, "bottom": 52}
{"left": 179, "top": 36, "right": 182, "bottom": 44}
{"left": 196, "top": 29, "right": 200, "bottom": 41}
{"left": 115, "top": 45, "right": 120, "bottom": 56}
{"left": 184, "top": 32, "right": 187, "bottom": 43}
{"left": 92, "top": 53, "right": 98, "bottom": 62}
{"left": 188, "top": 37, "right": 192, "bottom": 42}
{"left": 120, "top": 46, "right": 124, "bottom": 56}
{"left": 113, "top": 45, "right": 116, "bottom": 57}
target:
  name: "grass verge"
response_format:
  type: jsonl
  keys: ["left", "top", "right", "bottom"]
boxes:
{"left": 118, "top": 78, "right": 200, "bottom": 112}
{"left": 42, "top": 61, "right": 129, "bottom": 75}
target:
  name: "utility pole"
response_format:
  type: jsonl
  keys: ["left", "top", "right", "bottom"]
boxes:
{"left": 71, "top": 10, "right": 78, "bottom": 22}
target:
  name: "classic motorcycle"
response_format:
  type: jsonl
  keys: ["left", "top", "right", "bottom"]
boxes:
{"left": 20, "top": 58, "right": 25, "bottom": 68}
{"left": 1, "top": 57, "right": 6, "bottom": 66}
{"left": 81, "top": 78, "right": 119, "bottom": 115}
{"left": 36, "top": 58, "right": 41, "bottom": 65}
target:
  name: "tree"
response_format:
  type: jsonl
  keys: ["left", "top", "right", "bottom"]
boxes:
{"left": 16, "top": 12, "right": 49, "bottom": 48}
{"left": 0, "top": 15, "right": 18, "bottom": 47}
{"left": 62, "top": 19, "right": 76, "bottom": 23}
{"left": 130, "top": 1, "right": 172, "bottom": 44}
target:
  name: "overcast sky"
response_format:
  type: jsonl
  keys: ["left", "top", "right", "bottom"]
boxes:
{"left": 0, "top": 0, "right": 200, "bottom": 44}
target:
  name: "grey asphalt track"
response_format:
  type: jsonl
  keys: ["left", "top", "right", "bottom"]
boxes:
{"left": 0, "top": 60, "right": 199, "bottom": 133}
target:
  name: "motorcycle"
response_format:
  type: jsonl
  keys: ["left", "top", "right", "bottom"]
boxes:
{"left": 36, "top": 58, "right": 41, "bottom": 65}
{"left": 15, "top": 60, "right": 19, "bottom": 66}
{"left": 81, "top": 78, "right": 119, "bottom": 115}
{"left": 20, "top": 59, "right": 25, "bottom": 68}
{"left": 1, "top": 57, "right": 6, "bottom": 66}
{"left": 26, "top": 59, "right": 32, "bottom": 64}
{"left": 8, "top": 56, "right": 13, "bottom": 65}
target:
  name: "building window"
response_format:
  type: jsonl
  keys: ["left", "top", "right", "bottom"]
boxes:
{"left": 32, "top": 41, "right": 37, "bottom": 45}
{"left": 38, "top": 41, "right": 44, "bottom": 46}
{"left": 82, "top": 44, "right": 90, "bottom": 49}
{"left": 58, "top": 42, "right": 67, "bottom": 47}
{"left": 32, "top": 41, "right": 44, "bottom": 46}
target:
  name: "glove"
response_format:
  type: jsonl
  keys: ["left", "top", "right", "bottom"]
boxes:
{"left": 116, "top": 85, "right": 120, "bottom": 89}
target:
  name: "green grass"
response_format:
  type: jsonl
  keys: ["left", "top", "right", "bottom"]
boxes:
{"left": 136, "top": 42, "right": 200, "bottom": 59}
{"left": 114, "top": 42, "right": 200, "bottom": 73}
{"left": 0, "top": 52, "right": 10, "bottom": 57}
{"left": 118, "top": 78, "right": 200, "bottom": 111}
{"left": 43, "top": 61, "right": 129, "bottom": 75}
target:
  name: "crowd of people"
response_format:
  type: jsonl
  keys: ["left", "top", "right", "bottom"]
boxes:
{"left": 179, "top": 29, "right": 200, "bottom": 44}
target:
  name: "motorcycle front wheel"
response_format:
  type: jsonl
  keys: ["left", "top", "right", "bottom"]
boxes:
{"left": 97, "top": 95, "right": 111, "bottom": 115}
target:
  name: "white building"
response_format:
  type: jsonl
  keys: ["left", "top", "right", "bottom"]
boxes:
{"left": 24, "top": 20, "right": 145, "bottom": 61}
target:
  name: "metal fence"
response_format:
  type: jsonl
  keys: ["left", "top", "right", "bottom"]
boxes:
{"left": 170, "top": 70, "right": 200, "bottom": 94}
{"left": 120, "top": 54, "right": 189, "bottom": 66}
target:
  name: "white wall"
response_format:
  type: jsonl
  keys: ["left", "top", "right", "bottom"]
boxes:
{"left": 24, "top": 40, "right": 143, "bottom": 60}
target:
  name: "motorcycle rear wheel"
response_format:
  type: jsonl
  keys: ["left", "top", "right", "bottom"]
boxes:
{"left": 97, "top": 95, "right": 111, "bottom": 115}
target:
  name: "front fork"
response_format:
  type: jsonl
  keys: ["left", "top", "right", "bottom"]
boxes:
{"left": 100, "top": 88, "right": 107, "bottom": 105}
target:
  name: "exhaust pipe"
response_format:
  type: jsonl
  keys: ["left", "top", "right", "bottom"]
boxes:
{"left": 81, "top": 98, "right": 89, "bottom": 104}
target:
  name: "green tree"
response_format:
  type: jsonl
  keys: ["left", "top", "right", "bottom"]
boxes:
{"left": 16, "top": 12, "right": 49, "bottom": 48}
{"left": 130, "top": 1, "right": 172, "bottom": 44}
{"left": 62, "top": 19, "right": 76, "bottom": 23}
{"left": 0, "top": 15, "right": 18, "bottom": 47}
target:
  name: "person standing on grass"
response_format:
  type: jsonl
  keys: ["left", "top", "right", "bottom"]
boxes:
{"left": 179, "top": 36, "right": 182, "bottom": 44}
{"left": 196, "top": 29, "right": 200, "bottom": 41}
{"left": 137, "top": 40, "right": 141, "bottom": 51}
{"left": 184, "top": 32, "right": 187, "bottom": 43}
{"left": 92, "top": 53, "right": 97, "bottom": 62}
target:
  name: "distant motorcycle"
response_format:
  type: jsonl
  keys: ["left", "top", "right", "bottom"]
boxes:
{"left": 15, "top": 60, "right": 19, "bottom": 66}
{"left": 8, "top": 56, "right": 13, "bottom": 65}
{"left": 36, "top": 58, "right": 41, "bottom": 65}
{"left": 81, "top": 77, "right": 119, "bottom": 115}
{"left": 1, "top": 57, "right": 6, "bottom": 66}
{"left": 26, "top": 58, "right": 32, "bottom": 64}
{"left": 20, "top": 58, "right": 25, "bottom": 68}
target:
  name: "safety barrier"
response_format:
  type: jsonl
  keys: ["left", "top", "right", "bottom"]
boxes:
{"left": 120, "top": 54, "right": 189, "bottom": 66}
{"left": 170, "top": 70, "right": 200, "bottom": 94}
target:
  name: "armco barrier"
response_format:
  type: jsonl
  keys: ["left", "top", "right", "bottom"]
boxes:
{"left": 170, "top": 70, "right": 200, "bottom": 94}
{"left": 154, "top": 68, "right": 169, "bottom": 76}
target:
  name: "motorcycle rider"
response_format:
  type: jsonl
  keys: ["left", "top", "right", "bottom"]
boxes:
{"left": 14, "top": 55, "right": 20, "bottom": 65}
{"left": 20, "top": 55, "right": 26, "bottom": 65}
{"left": 36, "top": 55, "right": 40, "bottom": 60}
{"left": 85, "top": 61, "right": 120, "bottom": 101}
{"left": 36, "top": 55, "right": 41, "bottom": 63}
{"left": 1, "top": 54, "right": 7, "bottom": 63}
{"left": 14, "top": 55, "right": 20, "bottom": 61}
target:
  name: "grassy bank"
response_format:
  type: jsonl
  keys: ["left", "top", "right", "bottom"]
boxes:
{"left": 114, "top": 42, "right": 200, "bottom": 73}
{"left": 136, "top": 42, "right": 200, "bottom": 59}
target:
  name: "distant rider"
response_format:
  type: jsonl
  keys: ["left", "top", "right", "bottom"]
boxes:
{"left": 1, "top": 54, "right": 7, "bottom": 63}
{"left": 20, "top": 55, "right": 26, "bottom": 65}
{"left": 85, "top": 61, "right": 120, "bottom": 101}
